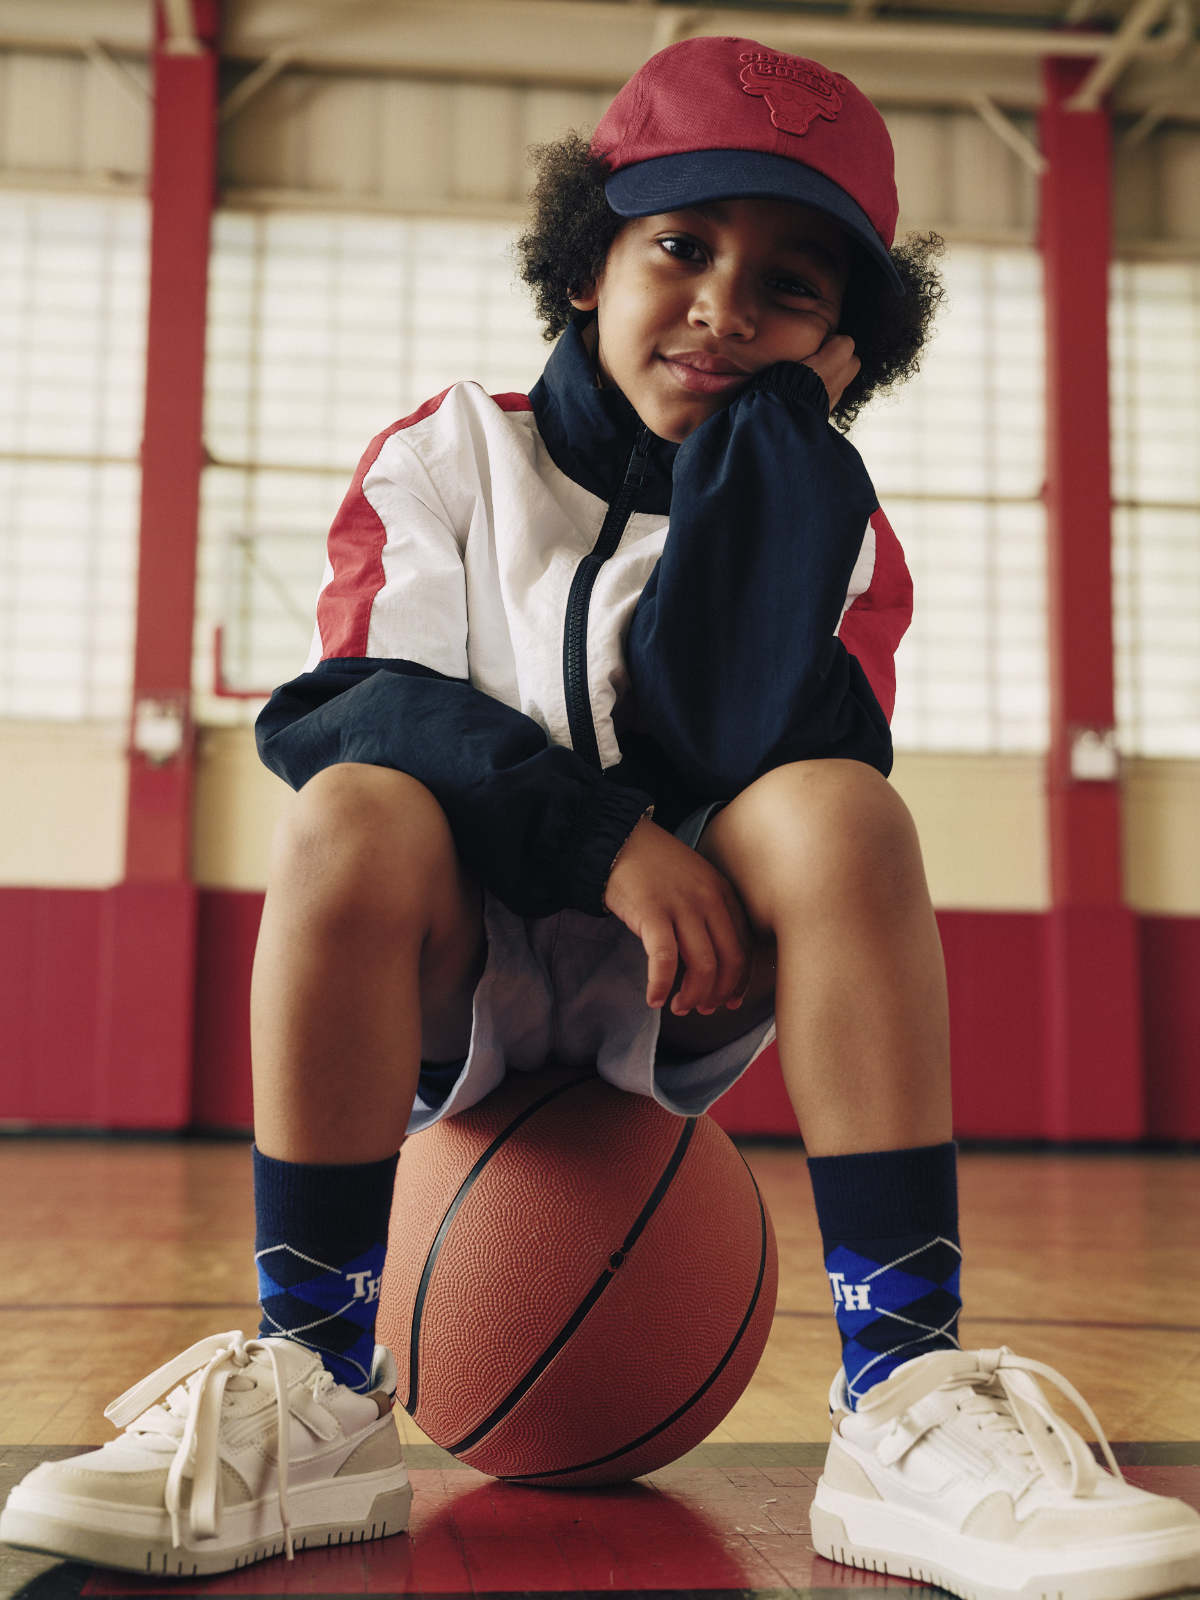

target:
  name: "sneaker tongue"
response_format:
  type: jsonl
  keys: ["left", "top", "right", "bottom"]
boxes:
{"left": 959, "top": 1386, "right": 1033, "bottom": 1453}
{"left": 166, "top": 1383, "right": 193, "bottom": 1416}
{"left": 127, "top": 1430, "right": 180, "bottom": 1456}
{"left": 959, "top": 1372, "right": 1096, "bottom": 1492}
{"left": 124, "top": 1399, "right": 187, "bottom": 1449}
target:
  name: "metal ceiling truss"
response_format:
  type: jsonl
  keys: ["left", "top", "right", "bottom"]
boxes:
{"left": 2, "top": 0, "right": 1196, "bottom": 141}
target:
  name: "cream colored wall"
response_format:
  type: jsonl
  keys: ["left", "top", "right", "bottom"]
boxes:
{"left": 890, "top": 752, "right": 1049, "bottom": 911}
{"left": 2, "top": 724, "right": 1196, "bottom": 916}
{"left": 1122, "top": 761, "right": 1200, "bottom": 915}
{"left": 191, "top": 726, "right": 293, "bottom": 892}
{"left": 0, "top": 722, "right": 127, "bottom": 887}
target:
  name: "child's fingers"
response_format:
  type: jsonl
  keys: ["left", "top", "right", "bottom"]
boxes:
{"left": 803, "top": 336, "right": 860, "bottom": 410}
{"left": 698, "top": 901, "right": 750, "bottom": 1014}
{"left": 641, "top": 916, "right": 680, "bottom": 1010}
{"left": 669, "top": 915, "right": 723, "bottom": 1016}
{"left": 665, "top": 887, "right": 753, "bottom": 1016}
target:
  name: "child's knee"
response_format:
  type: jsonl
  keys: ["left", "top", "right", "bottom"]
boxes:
{"left": 270, "top": 763, "right": 458, "bottom": 923}
{"left": 747, "top": 760, "right": 926, "bottom": 918}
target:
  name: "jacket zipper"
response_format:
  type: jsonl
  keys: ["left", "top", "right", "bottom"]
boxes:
{"left": 562, "top": 426, "right": 653, "bottom": 768}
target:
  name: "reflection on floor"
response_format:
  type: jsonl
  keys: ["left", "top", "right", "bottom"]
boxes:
{"left": 3, "top": 1140, "right": 1200, "bottom": 1599}
{"left": 4, "top": 1438, "right": 1199, "bottom": 1600}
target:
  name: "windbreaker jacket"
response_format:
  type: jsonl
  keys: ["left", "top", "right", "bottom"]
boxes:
{"left": 255, "top": 315, "right": 913, "bottom": 920}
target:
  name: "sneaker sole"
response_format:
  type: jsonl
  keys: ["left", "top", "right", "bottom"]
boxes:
{"left": 811, "top": 1488, "right": 1200, "bottom": 1600}
{"left": 0, "top": 1481, "right": 412, "bottom": 1577}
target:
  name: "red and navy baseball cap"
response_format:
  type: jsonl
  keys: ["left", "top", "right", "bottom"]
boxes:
{"left": 592, "top": 36, "right": 903, "bottom": 294}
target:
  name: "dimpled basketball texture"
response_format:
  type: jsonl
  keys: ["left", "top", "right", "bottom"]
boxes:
{"left": 376, "top": 1070, "right": 778, "bottom": 1487}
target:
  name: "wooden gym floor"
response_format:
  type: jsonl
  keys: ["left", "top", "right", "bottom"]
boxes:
{"left": 2, "top": 1136, "right": 1199, "bottom": 1600}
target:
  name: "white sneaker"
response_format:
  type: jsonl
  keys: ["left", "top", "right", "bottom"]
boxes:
{"left": 811, "top": 1346, "right": 1200, "bottom": 1600}
{"left": 0, "top": 1330, "right": 411, "bottom": 1577}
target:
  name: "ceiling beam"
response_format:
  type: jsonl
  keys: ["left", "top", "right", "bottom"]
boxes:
{"left": 160, "top": 0, "right": 206, "bottom": 55}
{"left": 84, "top": 37, "right": 152, "bottom": 107}
{"left": 0, "top": 0, "right": 150, "bottom": 52}
{"left": 968, "top": 91, "right": 1048, "bottom": 171}
{"left": 1, "top": 0, "right": 1196, "bottom": 123}
{"left": 219, "top": 0, "right": 1197, "bottom": 76}
{"left": 1066, "top": 0, "right": 1180, "bottom": 107}
{"left": 214, "top": 0, "right": 1200, "bottom": 119}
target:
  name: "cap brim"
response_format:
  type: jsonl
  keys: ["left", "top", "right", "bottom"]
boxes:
{"left": 605, "top": 149, "right": 904, "bottom": 295}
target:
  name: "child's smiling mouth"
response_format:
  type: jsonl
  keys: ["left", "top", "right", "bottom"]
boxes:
{"left": 659, "top": 354, "right": 750, "bottom": 394}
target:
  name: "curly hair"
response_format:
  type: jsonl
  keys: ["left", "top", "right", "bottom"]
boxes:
{"left": 514, "top": 130, "right": 946, "bottom": 431}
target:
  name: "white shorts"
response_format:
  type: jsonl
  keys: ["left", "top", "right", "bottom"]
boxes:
{"left": 407, "top": 802, "right": 778, "bottom": 1135}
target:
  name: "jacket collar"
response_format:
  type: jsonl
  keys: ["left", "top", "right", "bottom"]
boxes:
{"left": 529, "top": 313, "right": 676, "bottom": 515}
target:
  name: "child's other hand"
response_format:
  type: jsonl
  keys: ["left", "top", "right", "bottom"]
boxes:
{"left": 802, "top": 333, "right": 860, "bottom": 411}
{"left": 603, "top": 817, "right": 753, "bottom": 1015}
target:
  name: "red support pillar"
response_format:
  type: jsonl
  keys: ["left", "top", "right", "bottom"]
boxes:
{"left": 1039, "top": 56, "right": 1143, "bottom": 1139}
{"left": 101, "top": 0, "right": 220, "bottom": 1126}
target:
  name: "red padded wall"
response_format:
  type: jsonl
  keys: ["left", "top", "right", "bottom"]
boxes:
{"left": 2, "top": 888, "right": 1198, "bottom": 1140}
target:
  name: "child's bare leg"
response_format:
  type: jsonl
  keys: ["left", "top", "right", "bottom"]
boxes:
{"left": 677, "top": 758, "right": 951, "bottom": 1157}
{"left": 766, "top": 760, "right": 950, "bottom": 1157}
{"left": 659, "top": 758, "right": 958, "bottom": 1406}
{"left": 251, "top": 761, "right": 486, "bottom": 1162}
{"left": 0, "top": 763, "right": 468, "bottom": 1573}
{"left": 249, "top": 762, "right": 486, "bottom": 1396}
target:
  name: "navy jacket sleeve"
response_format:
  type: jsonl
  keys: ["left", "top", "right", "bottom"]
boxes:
{"left": 624, "top": 361, "right": 893, "bottom": 798}
{"left": 256, "top": 660, "right": 652, "bottom": 919}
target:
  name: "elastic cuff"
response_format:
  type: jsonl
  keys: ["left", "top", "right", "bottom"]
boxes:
{"left": 806, "top": 1141, "right": 958, "bottom": 1239}
{"left": 750, "top": 360, "right": 831, "bottom": 418}
{"left": 570, "top": 784, "right": 655, "bottom": 916}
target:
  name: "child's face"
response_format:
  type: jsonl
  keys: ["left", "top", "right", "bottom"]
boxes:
{"left": 571, "top": 196, "right": 849, "bottom": 443}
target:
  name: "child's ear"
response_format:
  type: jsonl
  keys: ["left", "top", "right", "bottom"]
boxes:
{"left": 569, "top": 281, "right": 600, "bottom": 311}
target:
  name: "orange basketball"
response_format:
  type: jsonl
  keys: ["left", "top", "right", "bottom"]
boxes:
{"left": 376, "top": 1068, "right": 778, "bottom": 1487}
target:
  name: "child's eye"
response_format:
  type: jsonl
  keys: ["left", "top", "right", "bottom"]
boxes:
{"left": 772, "top": 275, "right": 821, "bottom": 301}
{"left": 657, "top": 235, "right": 706, "bottom": 263}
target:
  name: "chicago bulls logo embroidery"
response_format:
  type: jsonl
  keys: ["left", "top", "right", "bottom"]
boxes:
{"left": 738, "top": 51, "right": 849, "bottom": 136}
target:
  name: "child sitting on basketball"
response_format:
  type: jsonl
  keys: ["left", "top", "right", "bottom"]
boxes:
{"left": 5, "top": 34, "right": 1199, "bottom": 1600}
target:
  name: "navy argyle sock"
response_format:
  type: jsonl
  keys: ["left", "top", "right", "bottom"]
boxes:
{"left": 807, "top": 1142, "right": 962, "bottom": 1410}
{"left": 253, "top": 1146, "right": 398, "bottom": 1393}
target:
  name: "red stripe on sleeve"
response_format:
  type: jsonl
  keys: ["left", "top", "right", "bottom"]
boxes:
{"left": 837, "top": 506, "right": 914, "bottom": 724}
{"left": 316, "top": 387, "right": 534, "bottom": 661}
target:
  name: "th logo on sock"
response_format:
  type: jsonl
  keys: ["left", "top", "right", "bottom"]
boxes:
{"left": 829, "top": 1271, "right": 872, "bottom": 1311}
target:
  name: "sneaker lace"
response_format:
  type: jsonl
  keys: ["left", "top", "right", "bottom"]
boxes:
{"left": 103, "top": 1331, "right": 298, "bottom": 1560}
{"left": 856, "top": 1346, "right": 1123, "bottom": 1496}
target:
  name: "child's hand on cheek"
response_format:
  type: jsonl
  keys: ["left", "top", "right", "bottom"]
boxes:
{"left": 801, "top": 333, "right": 860, "bottom": 413}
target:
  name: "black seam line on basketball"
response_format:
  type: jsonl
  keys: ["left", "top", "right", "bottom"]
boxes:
{"left": 405, "top": 1073, "right": 593, "bottom": 1414}
{"left": 499, "top": 1152, "right": 769, "bottom": 1481}
{"left": 447, "top": 1116, "right": 699, "bottom": 1457}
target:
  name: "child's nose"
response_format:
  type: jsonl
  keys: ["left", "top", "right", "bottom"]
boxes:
{"left": 687, "top": 272, "right": 756, "bottom": 340}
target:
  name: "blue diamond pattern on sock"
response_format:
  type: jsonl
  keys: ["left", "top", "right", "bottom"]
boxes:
{"left": 806, "top": 1141, "right": 963, "bottom": 1412}
{"left": 255, "top": 1244, "right": 383, "bottom": 1309}
{"left": 824, "top": 1234, "right": 963, "bottom": 1405}
{"left": 853, "top": 1288, "right": 964, "bottom": 1353}
{"left": 255, "top": 1242, "right": 384, "bottom": 1392}
{"left": 852, "top": 1236, "right": 964, "bottom": 1285}
{"left": 255, "top": 1243, "right": 340, "bottom": 1292}
{"left": 258, "top": 1293, "right": 366, "bottom": 1355}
